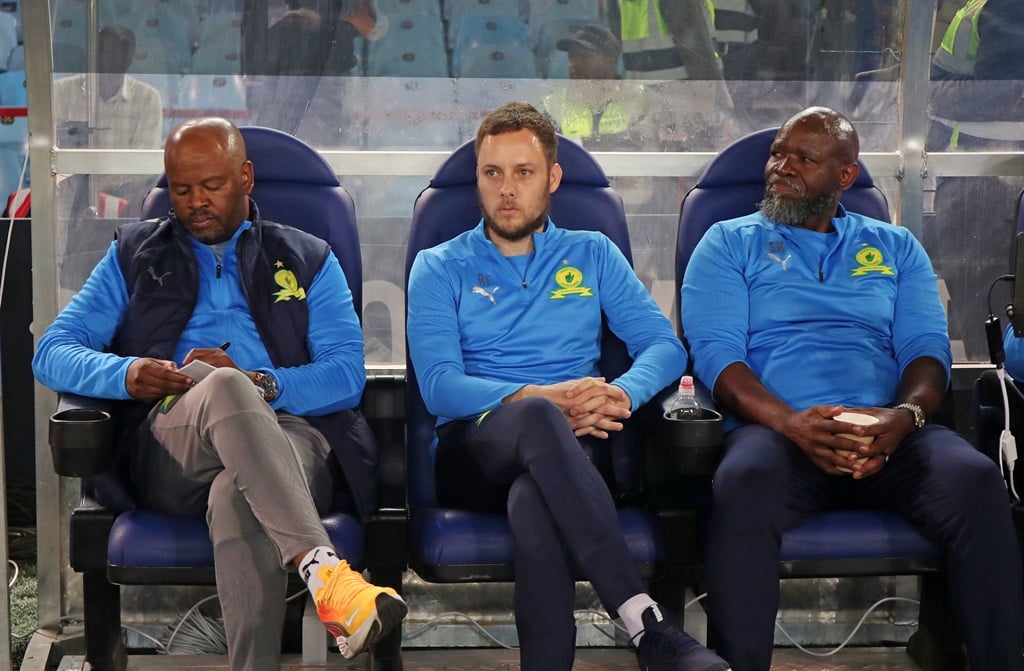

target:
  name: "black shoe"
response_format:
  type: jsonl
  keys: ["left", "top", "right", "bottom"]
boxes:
{"left": 634, "top": 604, "right": 731, "bottom": 671}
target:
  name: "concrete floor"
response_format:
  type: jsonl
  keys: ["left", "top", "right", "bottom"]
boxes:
{"left": 43, "top": 646, "right": 925, "bottom": 671}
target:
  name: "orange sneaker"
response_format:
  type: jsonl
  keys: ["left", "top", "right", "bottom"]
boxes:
{"left": 313, "top": 560, "right": 407, "bottom": 658}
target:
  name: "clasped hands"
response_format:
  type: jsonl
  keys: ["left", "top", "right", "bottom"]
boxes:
{"left": 125, "top": 347, "right": 239, "bottom": 402}
{"left": 780, "top": 404, "right": 915, "bottom": 479}
{"left": 526, "top": 377, "right": 632, "bottom": 439}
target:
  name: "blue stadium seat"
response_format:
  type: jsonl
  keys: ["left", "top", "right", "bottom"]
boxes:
{"left": 405, "top": 135, "right": 666, "bottom": 587}
{"left": 6, "top": 43, "right": 22, "bottom": 71}
{"left": 676, "top": 127, "right": 965, "bottom": 670}
{"left": 124, "top": 11, "right": 193, "bottom": 75}
{"left": 191, "top": 10, "right": 242, "bottom": 75}
{"left": 451, "top": 15, "right": 536, "bottom": 78}
{"left": 527, "top": 0, "right": 600, "bottom": 48}
{"left": 376, "top": 0, "right": 441, "bottom": 17}
{"left": 50, "top": 127, "right": 402, "bottom": 671}
{"left": 171, "top": 74, "right": 247, "bottom": 126}
{"left": 444, "top": 0, "right": 523, "bottom": 47}
{"left": 365, "top": 13, "right": 448, "bottom": 77}
{"left": 0, "top": 68, "right": 27, "bottom": 201}
{"left": 0, "top": 11, "right": 17, "bottom": 71}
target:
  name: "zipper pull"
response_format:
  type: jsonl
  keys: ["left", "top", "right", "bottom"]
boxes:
{"left": 818, "top": 266, "right": 824, "bottom": 282}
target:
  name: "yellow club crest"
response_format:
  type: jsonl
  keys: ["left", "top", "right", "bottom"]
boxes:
{"left": 851, "top": 246, "right": 894, "bottom": 277}
{"left": 273, "top": 265, "right": 307, "bottom": 302}
{"left": 550, "top": 265, "right": 593, "bottom": 299}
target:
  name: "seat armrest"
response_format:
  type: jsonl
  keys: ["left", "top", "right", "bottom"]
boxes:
{"left": 49, "top": 393, "right": 115, "bottom": 477}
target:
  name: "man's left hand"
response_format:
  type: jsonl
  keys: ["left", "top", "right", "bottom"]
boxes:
{"left": 565, "top": 378, "right": 632, "bottom": 439}
{"left": 846, "top": 406, "right": 916, "bottom": 479}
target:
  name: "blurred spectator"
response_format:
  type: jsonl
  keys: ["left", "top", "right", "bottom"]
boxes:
{"left": 249, "top": 0, "right": 389, "bottom": 133}
{"left": 53, "top": 24, "right": 163, "bottom": 221}
{"left": 606, "top": 0, "right": 721, "bottom": 80}
{"left": 543, "top": 23, "right": 685, "bottom": 150}
{"left": 52, "top": 24, "right": 162, "bottom": 150}
{"left": 711, "top": 0, "right": 759, "bottom": 79}
{"left": 926, "top": 0, "right": 1024, "bottom": 360}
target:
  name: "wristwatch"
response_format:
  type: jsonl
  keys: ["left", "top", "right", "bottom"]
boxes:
{"left": 252, "top": 371, "right": 279, "bottom": 403}
{"left": 894, "top": 402, "right": 925, "bottom": 429}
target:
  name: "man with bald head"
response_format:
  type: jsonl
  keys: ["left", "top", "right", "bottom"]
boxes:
{"left": 33, "top": 118, "right": 406, "bottom": 669}
{"left": 681, "top": 107, "right": 1023, "bottom": 670}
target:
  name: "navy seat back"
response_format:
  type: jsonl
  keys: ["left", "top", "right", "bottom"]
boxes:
{"left": 404, "top": 135, "right": 663, "bottom": 579}
{"left": 141, "top": 125, "right": 363, "bottom": 311}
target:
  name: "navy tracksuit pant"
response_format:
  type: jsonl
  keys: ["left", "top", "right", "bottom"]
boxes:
{"left": 434, "top": 397, "right": 646, "bottom": 671}
{"left": 707, "top": 423, "right": 1024, "bottom": 671}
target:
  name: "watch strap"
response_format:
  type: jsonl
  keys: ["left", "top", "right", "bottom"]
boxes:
{"left": 894, "top": 402, "right": 925, "bottom": 429}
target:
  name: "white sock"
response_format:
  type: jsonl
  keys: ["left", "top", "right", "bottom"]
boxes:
{"left": 618, "top": 593, "right": 658, "bottom": 644}
{"left": 299, "top": 546, "right": 341, "bottom": 597}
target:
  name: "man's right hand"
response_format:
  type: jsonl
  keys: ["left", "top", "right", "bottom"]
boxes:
{"left": 126, "top": 357, "right": 193, "bottom": 402}
{"left": 505, "top": 377, "right": 631, "bottom": 439}
{"left": 780, "top": 404, "right": 870, "bottom": 475}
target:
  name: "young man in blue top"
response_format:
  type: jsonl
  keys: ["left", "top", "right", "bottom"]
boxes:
{"left": 407, "top": 102, "right": 729, "bottom": 671}
{"left": 33, "top": 118, "right": 406, "bottom": 670}
{"left": 681, "top": 106, "right": 1024, "bottom": 671}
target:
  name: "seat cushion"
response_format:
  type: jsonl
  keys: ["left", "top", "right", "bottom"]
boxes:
{"left": 780, "top": 510, "right": 940, "bottom": 561}
{"left": 107, "top": 508, "right": 364, "bottom": 571}
{"left": 409, "top": 506, "right": 663, "bottom": 572}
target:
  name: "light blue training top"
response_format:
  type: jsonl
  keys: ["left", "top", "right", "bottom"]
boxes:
{"left": 408, "top": 219, "right": 687, "bottom": 426}
{"left": 681, "top": 205, "right": 951, "bottom": 428}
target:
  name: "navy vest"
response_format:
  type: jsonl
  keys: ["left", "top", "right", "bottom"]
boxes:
{"left": 101, "top": 202, "right": 378, "bottom": 519}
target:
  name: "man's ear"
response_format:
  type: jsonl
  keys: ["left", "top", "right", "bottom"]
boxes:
{"left": 838, "top": 161, "right": 860, "bottom": 190}
{"left": 242, "top": 160, "right": 254, "bottom": 195}
{"left": 549, "top": 162, "right": 563, "bottom": 193}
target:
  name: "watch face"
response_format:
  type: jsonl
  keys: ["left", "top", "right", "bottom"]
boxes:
{"left": 256, "top": 372, "right": 279, "bottom": 402}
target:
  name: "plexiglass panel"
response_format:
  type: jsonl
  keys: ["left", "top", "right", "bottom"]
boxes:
{"left": 43, "top": 0, "right": 1024, "bottom": 364}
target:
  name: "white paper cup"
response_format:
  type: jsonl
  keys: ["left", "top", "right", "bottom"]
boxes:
{"left": 833, "top": 411, "right": 879, "bottom": 473}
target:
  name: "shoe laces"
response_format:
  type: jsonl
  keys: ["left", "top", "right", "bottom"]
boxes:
{"left": 317, "top": 559, "right": 370, "bottom": 606}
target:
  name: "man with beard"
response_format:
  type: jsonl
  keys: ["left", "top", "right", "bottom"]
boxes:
{"left": 681, "top": 106, "right": 1024, "bottom": 671}
{"left": 33, "top": 118, "right": 406, "bottom": 670}
{"left": 407, "top": 102, "right": 730, "bottom": 671}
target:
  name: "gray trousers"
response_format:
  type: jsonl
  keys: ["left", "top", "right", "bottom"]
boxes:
{"left": 131, "top": 367, "right": 335, "bottom": 671}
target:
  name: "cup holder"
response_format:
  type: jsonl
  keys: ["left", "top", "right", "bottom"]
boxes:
{"left": 655, "top": 406, "right": 724, "bottom": 474}
{"left": 49, "top": 407, "right": 114, "bottom": 477}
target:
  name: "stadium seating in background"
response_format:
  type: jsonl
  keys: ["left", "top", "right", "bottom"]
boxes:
{"left": 171, "top": 74, "right": 247, "bottom": 125}
{"left": 452, "top": 15, "right": 536, "bottom": 78}
{"left": 527, "top": 0, "right": 600, "bottom": 50}
{"left": 124, "top": 10, "right": 193, "bottom": 74}
{"left": 0, "top": 67, "right": 26, "bottom": 202}
{"left": 366, "top": 13, "right": 448, "bottom": 77}
{"left": 6, "top": 44, "right": 22, "bottom": 71}
{"left": 443, "top": 0, "right": 523, "bottom": 47}
{"left": 190, "top": 8, "right": 241, "bottom": 74}
{"left": 0, "top": 11, "right": 16, "bottom": 72}
{"left": 376, "top": 0, "right": 441, "bottom": 17}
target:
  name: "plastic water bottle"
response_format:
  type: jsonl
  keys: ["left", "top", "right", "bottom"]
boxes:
{"left": 669, "top": 375, "right": 701, "bottom": 418}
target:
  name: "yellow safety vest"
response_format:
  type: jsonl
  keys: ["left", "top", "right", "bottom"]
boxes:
{"left": 935, "top": 0, "right": 986, "bottom": 76}
{"left": 618, "top": 0, "right": 714, "bottom": 79}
